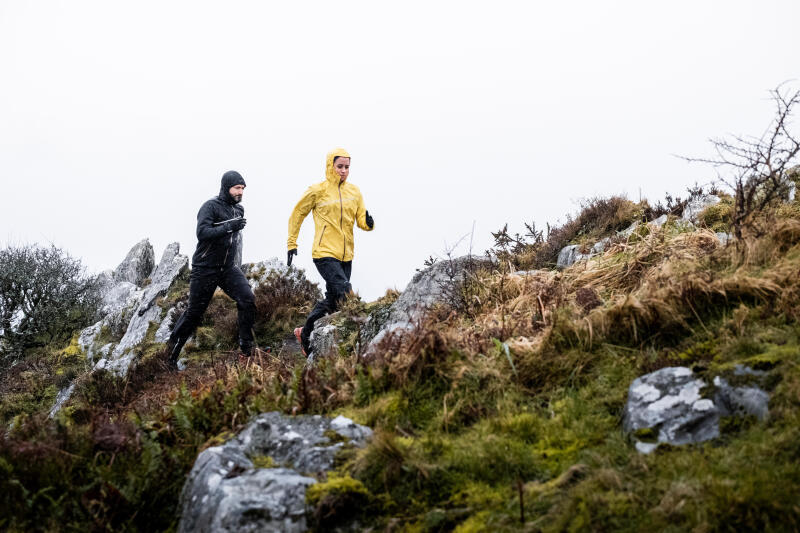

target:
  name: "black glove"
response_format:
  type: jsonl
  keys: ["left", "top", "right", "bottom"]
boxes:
{"left": 287, "top": 248, "right": 297, "bottom": 266}
{"left": 365, "top": 210, "right": 374, "bottom": 229}
{"left": 225, "top": 218, "right": 246, "bottom": 233}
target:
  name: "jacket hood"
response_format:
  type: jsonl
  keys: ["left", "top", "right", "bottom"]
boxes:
{"left": 325, "top": 148, "right": 351, "bottom": 185}
{"left": 219, "top": 170, "right": 246, "bottom": 203}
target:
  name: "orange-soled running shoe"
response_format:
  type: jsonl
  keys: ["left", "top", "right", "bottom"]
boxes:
{"left": 294, "top": 327, "right": 307, "bottom": 356}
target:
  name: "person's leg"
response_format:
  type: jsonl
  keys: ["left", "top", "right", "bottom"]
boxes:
{"left": 342, "top": 260, "right": 352, "bottom": 285}
{"left": 300, "top": 258, "right": 351, "bottom": 352}
{"left": 167, "top": 268, "right": 219, "bottom": 363}
{"left": 219, "top": 266, "right": 256, "bottom": 354}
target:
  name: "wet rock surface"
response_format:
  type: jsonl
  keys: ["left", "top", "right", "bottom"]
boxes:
{"left": 112, "top": 238, "right": 155, "bottom": 286}
{"left": 624, "top": 366, "right": 770, "bottom": 453}
{"left": 98, "top": 242, "right": 188, "bottom": 375}
{"left": 178, "top": 412, "right": 372, "bottom": 533}
{"left": 52, "top": 242, "right": 188, "bottom": 416}
{"left": 359, "top": 256, "right": 491, "bottom": 357}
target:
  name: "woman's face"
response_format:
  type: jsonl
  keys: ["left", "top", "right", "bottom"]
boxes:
{"left": 334, "top": 157, "right": 350, "bottom": 182}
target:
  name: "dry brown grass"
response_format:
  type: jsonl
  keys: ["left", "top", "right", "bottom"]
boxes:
{"left": 390, "top": 215, "right": 800, "bottom": 379}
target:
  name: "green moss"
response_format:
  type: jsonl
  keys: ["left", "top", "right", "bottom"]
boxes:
{"left": 673, "top": 339, "right": 719, "bottom": 364}
{"left": 306, "top": 473, "right": 369, "bottom": 506}
{"left": 698, "top": 196, "right": 734, "bottom": 232}
{"left": 195, "top": 326, "right": 218, "bottom": 351}
{"left": 60, "top": 334, "right": 84, "bottom": 360}
{"left": 323, "top": 429, "right": 348, "bottom": 444}
{"left": 251, "top": 455, "right": 276, "bottom": 469}
{"left": 633, "top": 427, "right": 658, "bottom": 442}
{"left": 720, "top": 415, "right": 757, "bottom": 435}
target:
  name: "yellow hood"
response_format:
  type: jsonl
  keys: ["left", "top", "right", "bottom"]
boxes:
{"left": 325, "top": 147, "right": 351, "bottom": 185}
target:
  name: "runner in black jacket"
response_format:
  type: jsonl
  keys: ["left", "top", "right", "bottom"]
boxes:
{"left": 165, "top": 171, "right": 256, "bottom": 366}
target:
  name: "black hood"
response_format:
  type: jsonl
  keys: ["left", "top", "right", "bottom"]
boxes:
{"left": 219, "top": 170, "right": 246, "bottom": 204}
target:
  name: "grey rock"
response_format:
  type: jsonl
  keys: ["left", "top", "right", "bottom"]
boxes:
{"left": 308, "top": 324, "right": 339, "bottom": 364}
{"left": 733, "top": 364, "right": 766, "bottom": 377}
{"left": 113, "top": 239, "right": 155, "bottom": 287}
{"left": 716, "top": 232, "right": 734, "bottom": 245}
{"left": 155, "top": 307, "right": 178, "bottom": 343}
{"left": 624, "top": 366, "right": 770, "bottom": 453}
{"left": 48, "top": 383, "right": 75, "bottom": 418}
{"left": 650, "top": 214, "right": 669, "bottom": 228}
{"left": 78, "top": 281, "right": 143, "bottom": 361}
{"left": 178, "top": 412, "right": 372, "bottom": 533}
{"left": 619, "top": 220, "right": 640, "bottom": 238}
{"left": 591, "top": 238, "right": 611, "bottom": 255}
{"left": 100, "top": 243, "right": 188, "bottom": 376}
{"left": 713, "top": 376, "right": 770, "bottom": 421}
{"left": 556, "top": 244, "right": 591, "bottom": 269}
{"left": 624, "top": 367, "right": 719, "bottom": 452}
{"left": 78, "top": 322, "right": 103, "bottom": 359}
{"left": 241, "top": 258, "right": 289, "bottom": 291}
{"left": 557, "top": 238, "right": 614, "bottom": 270}
{"left": 361, "top": 256, "right": 490, "bottom": 356}
{"left": 682, "top": 195, "right": 721, "bottom": 223}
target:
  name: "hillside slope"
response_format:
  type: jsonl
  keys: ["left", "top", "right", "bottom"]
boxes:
{"left": 2, "top": 192, "right": 800, "bottom": 532}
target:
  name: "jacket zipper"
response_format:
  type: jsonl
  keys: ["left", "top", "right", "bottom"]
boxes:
{"left": 223, "top": 205, "right": 236, "bottom": 266}
{"left": 319, "top": 225, "right": 327, "bottom": 246}
{"left": 339, "top": 183, "right": 345, "bottom": 260}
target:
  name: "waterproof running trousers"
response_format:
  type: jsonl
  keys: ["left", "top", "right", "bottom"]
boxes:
{"left": 300, "top": 257, "right": 352, "bottom": 350}
{"left": 168, "top": 265, "right": 255, "bottom": 350}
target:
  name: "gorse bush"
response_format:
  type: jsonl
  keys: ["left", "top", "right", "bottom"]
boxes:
{"left": 0, "top": 244, "right": 100, "bottom": 363}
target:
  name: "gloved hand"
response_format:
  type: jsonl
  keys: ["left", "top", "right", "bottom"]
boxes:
{"left": 365, "top": 210, "right": 374, "bottom": 229}
{"left": 287, "top": 248, "right": 297, "bottom": 266}
{"left": 225, "top": 218, "right": 246, "bottom": 233}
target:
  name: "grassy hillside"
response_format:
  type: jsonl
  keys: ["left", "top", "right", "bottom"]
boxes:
{"left": 2, "top": 193, "right": 800, "bottom": 532}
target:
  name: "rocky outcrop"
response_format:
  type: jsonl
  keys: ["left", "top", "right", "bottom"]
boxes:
{"left": 51, "top": 241, "right": 188, "bottom": 417}
{"left": 556, "top": 206, "right": 720, "bottom": 270}
{"left": 178, "top": 412, "right": 372, "bottom": 533}
{"left": 623, "top": 366, "right": 769, "bottom": 453}
{"left": 112, "top": 239, "right": 155, "bottom": 286}
{"left": 96, "top": 243, "right": 188, "bottom": 375}
{"left": 241, "top": 258, "right": 289, "bottom": 290}
{"left": 357, "top": 256, "right": 490, "bottom": 358}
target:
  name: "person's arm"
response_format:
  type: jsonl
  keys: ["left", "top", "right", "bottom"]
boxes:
{"left": 288, "top": 186, "right": 317, "bottom": 249}
{"left": 196, "top": 201, "right": 227, "bottom": 241}
{"left": 355, "top": 191, "right": 374, "bottom": 231}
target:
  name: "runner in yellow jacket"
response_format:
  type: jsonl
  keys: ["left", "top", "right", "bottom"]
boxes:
{"left": 287, "top": 148, "right": 374, "bottom": 355}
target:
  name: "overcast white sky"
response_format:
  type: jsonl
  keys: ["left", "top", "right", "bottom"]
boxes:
{"left": 1, "top": 1, "right": 798, "bottom": 300}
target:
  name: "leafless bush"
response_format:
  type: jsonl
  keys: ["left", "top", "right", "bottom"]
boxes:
{"left": 684, "top": 84, "right": 800, "bottom": 238}
{"left": 0, "top": 244, "right": 100, "bottom": 361}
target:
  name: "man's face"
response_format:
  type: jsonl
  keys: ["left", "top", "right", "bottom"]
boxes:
{"left": 334, "top": 157, "right": 350, "bottom": 182}
{"left": 229, "top": 184, "right": 245, "bottom": 203}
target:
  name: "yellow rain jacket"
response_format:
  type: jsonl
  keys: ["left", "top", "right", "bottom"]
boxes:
{"left": 288, "top": 148, "right": 373, "bottom": 262}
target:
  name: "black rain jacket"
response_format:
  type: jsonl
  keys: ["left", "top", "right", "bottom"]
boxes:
{"left": 191, "top": 184, "right": 245, "bottom": 269}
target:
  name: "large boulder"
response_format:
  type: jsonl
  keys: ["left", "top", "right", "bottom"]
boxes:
{"left": 178, "top": 412, "right": 372, "bottom": 533}
{"left": 358, "top": 255, "right": 491, "bottom": 357}
{"left": 112, "top": 238, "right": 155, "bottom": 287}
{"left": 623, "top": 366, "right": 769, "bottom": 453}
